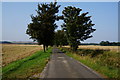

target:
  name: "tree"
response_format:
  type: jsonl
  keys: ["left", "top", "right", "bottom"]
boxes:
{"left": 62, "top": 6, "right": 96, "bottom": 51}
{"left": 100, "top": 41, "right": 110, "bottom": 46}
{"left": 99, "top": 41, "right": 120, "bottom": 46}
{"left": 54, "top": 30, "right": 68, "bottom": 47}
{"left": 26, "top": 2, "right": 60, "bottom": 52}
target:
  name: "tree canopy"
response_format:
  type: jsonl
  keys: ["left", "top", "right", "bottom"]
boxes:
{"left": 26, "top": 2, "right": 60, "bottom": 52}
{"left": 26, "top": 3, "right": 96, "bottom": 52}
{"left": 62, "top": 6, "right": 96, "bottom": 51}
{"left": 100, "top": 41, "right": 120, "bottom": 46}
{"left": 54, "top": 30, "right": 68, "bottom": 47}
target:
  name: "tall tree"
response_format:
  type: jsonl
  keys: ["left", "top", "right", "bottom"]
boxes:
{"left": 26, "top": 2, "right": 60, "bottom": 52}
{"left": 62, "top": 6, "right": 96, "bottom": 51}
{"left": 54, "top": 30, "right": 68, "bottom": 47}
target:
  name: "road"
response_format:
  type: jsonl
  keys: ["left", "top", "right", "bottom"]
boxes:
{"left": 40, "top": 47, "right": 104, "bottom": 79}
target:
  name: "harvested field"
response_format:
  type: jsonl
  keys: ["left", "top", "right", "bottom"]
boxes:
{"left": 78, "top": 45, "right": 119, "bottom": 52}
{"left": 2, "top": 44, "right": 43, "bottom": 66}
{"left": 63, "top": 45, "right": 119, "bottom": 52}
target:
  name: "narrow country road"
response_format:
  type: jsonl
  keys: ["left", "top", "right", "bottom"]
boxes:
{"left": 40, "top": 47, "right": 104, "bottom": 79}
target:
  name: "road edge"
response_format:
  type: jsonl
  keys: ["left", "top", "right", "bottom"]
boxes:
{"left": 65, "top": 54, "right": 105, "bottom": 79}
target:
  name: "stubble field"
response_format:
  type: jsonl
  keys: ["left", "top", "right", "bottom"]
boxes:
{"left": 64, "top": 45, "right": 119, "bottom": 52}
{"left": 2, "top": 44, "right": 43, "bottom": 66}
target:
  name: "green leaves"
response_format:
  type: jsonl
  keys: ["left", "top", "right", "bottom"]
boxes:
{"left": 26, "top": 3, "right": 96, "bottom": 52}
{"left": 62, "top": 6, "right": 96, "bottom": 51}
{"left": 54, "top": 30, "right": 68, "bottom": 47}
{"left": 26, "top": 2, "right": 60, "bottom": 52}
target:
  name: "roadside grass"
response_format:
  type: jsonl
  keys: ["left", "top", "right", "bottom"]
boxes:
{"left": 60, "top": 47, "right": 119, "bottom": 78}
{"left": 2, "top": 48, "right": 52, "bottom": 79}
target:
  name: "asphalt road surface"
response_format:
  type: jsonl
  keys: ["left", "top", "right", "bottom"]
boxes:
{"left": 40, "top": 47, "right": 104, "bottom": 79}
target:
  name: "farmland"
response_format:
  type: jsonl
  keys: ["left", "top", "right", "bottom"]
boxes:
{"left": 1, "top": 44, "right": 119, "bottom": 78}
{"left": 64, "top": 45, "right": 119, "bottom": 52}
{"left": 78, "top": 45, "right": 119, "bottom": 52}
{"left": 2, "top": 44, "right": 43, "bottom": 66}
{"left": 2, "top": 44, "right": 52, "bottom": 78}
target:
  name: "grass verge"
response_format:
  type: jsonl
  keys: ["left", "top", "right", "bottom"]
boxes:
{"left": 2, "top": 48, "right": 52, "bottom": 79}
{"left": 60, "top": 47, "right": 119, "bottom": 78}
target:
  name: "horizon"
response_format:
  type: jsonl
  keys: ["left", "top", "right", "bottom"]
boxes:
{"left": 0, "top": 40, "right": 120, "bottom": 44}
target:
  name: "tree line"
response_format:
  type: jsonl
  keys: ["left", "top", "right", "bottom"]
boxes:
{"left": 26, "top": 2, "right": 96, "bottom": 52}
{"left": 100, "top": 41, "right": 120, "bottom": 46}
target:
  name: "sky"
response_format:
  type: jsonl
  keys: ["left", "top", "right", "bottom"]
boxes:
{"left": 2, "top": 2, "right": 118, "bottom": 43}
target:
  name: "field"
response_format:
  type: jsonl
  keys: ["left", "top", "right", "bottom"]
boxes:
{"left": 2, "top": 44, "right": 52, "bottom": 78}
{"left": 64, "top": 45, "right": 119, "bottom": 52}
{"left": 2, "top": 44, "right": 43, "bottom": 66}
{"left": 1, "top": 44, "right": 119, "bottom": 78}
{"left": 78, "top": 45, "right": 119, "bottom": 52}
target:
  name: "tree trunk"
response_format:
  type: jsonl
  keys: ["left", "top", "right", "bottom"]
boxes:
{"left": 60, "top": 44, "right": 62, "bottom": 47}
{"left": 46, "top": 45, "right": 48, "bottom": 50}
{"left": 43, "top": 44, "right": 46, "bottom": 52}
{"left": 71, "top": 44, "right": 78, "bottom": 52}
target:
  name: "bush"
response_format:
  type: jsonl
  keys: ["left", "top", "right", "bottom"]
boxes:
{"left": 91, "top": 49, "right": 106, "bottom": 57}
{"left": 77, "top": 49, "right": 108, "bottom": 57}
{"left": 99, "top": 51, "right": 120, "bottom": 68}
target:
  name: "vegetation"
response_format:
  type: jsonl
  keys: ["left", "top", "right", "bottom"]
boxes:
{"left": 0, "top": 41, "right": 12, "bottom": 44}
{"left": 63, "top": 45, "right": 119, "bottom": 52}
{"left": 54, "top": 30, "right": 68, "bottom": 47}
{"left": 2, "top": 1, "right": 119, "bottom": 79}
{"left": 26, "top": 2, "right": 96, "bottom": 52}
{"left": 0, "top": 41, "right": 37, "bottom": 45}
{"left": 100, "top": 41, "right": 120, "bottom": 46}
{"left": 60, "top": 47, "right": 119, "bottom": 78}
{"left": 61, "top": 6, "right": 96, "bottom": 51}
{"left": 2, "top": 48, "right": 52, "bottom": 79}
{"left": 79, "top": 43, "right": 99, "bottom": 45}
{"left": 26, "top": 2, "right": 60, "bottom": 52}
{"left": 2, "top": 44, "right": 42, "bottom": 66}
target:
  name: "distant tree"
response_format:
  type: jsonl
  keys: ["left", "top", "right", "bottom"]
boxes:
{"left": 54, "top": 30, "right": 68, "bottom": 47}
{"left": 26, "top": 2, "right": 60, "bottom": 52}
{"left": 100, "top": 41, "right": 104, "bottom": 46}
{"left": 62, "top": 6, "right": 96, "bottom": 51}
{"left": 100, "top": 41, "right": 110, "bottom": 46}
{"left": 100, "top": 41, "right": 120, "bottom": 46}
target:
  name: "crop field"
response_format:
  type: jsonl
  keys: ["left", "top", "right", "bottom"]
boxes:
{"left": 78, "top": 45, "right": 119, "bottom": 52}
{"left": 64, "top": 45, "right": 119, "bottom": 52}
{"left": 2, "top": 44, "right": 43, "bottom": 66}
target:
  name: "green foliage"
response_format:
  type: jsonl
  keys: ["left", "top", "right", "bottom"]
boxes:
{"left": 62, "top": 6, "right": 96, "bottom": 51}
{"left": 26, "top": 2, "right": 60, "bottom": 52}
{"left": 100, "top": 41, "right": 120, "bottom": 46}
{"left": 2, "top": 48, "right": 52, "bottom": 78}
{"left": 54, "top": 30, "right": 68, "bottom": 47}
{"left": 99, "top": 51, "right": 120, "bottom": 68}
{"left": 77, "top": 49, "right": 108, "bottom": 58}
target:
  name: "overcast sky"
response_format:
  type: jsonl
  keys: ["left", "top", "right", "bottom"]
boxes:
{"left": 2, "top": 2, "right": 118, "bottom": 43}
